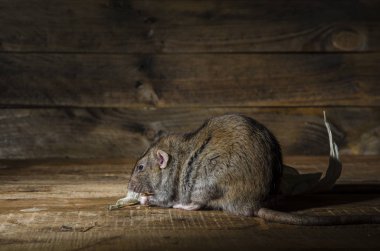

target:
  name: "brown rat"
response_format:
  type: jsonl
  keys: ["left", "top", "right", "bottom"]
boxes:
{"left": 127, "top": 114, "right": 380, "bottom": 225}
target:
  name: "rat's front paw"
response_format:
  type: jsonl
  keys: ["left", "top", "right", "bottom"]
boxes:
{"left": 139, "top": 194, "right": 154, "bottom": 205}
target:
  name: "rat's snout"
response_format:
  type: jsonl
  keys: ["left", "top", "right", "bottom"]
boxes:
{"left": 127, "top": 178, "right": 140, "bottom": 192}
{"left": 128, "top": 176, "right": 152, "bottom": 194}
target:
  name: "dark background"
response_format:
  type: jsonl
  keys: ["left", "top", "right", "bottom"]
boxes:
{"left": 0, "top": 0, "right": 379, "bottom": 159}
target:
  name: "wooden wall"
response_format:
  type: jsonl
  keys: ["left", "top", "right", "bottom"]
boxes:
{"left": 0, "top": 0, "right": 379, "bottom": 159}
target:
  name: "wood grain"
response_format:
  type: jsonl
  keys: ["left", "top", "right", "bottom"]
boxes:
{"left": 0, "top": 53, "right": 379, "bottom": 107}
{"left": 1, "top": 1, "right": 379, "bottom": 247}
{"left": 1, "top": 156, "right": 379, "bottom": 185}
{"left": 0, "top": 157, "right": 379, "bottom": 250}
{"left": 0, "top": 107, "right": 378, "bottom": 159}
{"left": 0, "top": 0, "right": 379, "bottom": 53}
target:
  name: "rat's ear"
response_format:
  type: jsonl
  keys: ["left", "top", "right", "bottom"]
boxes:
{"left": 156, "top": 150, "right": 169, "bottom": 169}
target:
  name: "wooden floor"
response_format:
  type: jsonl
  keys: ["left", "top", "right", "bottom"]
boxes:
{"left": 1, "top": 156, "right": 380, "bottom": 251}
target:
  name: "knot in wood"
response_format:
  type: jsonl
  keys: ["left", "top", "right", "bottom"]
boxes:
{"left": 331, "top": 29, "right": 365, "bottom": 51}
{"left": 135, "top": 81, "right": 159, "bottom": 106}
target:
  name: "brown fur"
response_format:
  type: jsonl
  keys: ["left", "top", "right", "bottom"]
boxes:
{"left": 128, "top": 114, "right": 282, "bottom": 216}
{"left": 127, "top": 114, "right": 380, "bottom": 225}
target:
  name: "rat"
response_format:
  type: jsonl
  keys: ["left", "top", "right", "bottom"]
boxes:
{"left": 125, "top": 114, "right": 380, "bottom": 225}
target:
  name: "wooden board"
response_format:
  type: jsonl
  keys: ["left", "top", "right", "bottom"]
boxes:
{"left": 0, "top": 157, "right": 379, "bottom": 250}
{"left": 0, "top": 0, "right": 379, "bottom": 53}
{"left": 1, "top": 156, "right": 379, "bottom": 185}
{"left": 0, "top": 107, "right": 378, "bottom": 159}
{"left": 0, "top": 53, "right": 379, "bottom": 107}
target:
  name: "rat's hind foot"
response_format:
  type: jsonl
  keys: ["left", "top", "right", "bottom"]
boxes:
{"left": 173, "top": 203, "right": 201, "bottom": 211}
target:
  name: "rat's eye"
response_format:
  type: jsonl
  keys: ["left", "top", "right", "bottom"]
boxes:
{"left": 136, "top": 164, "right": 144, "bottom": 172}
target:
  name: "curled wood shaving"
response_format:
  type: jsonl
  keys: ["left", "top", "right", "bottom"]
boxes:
{"left": 279, "top": 111, "right": 342, "bottom": 195}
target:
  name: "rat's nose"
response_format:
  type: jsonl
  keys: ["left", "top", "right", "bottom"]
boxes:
{"left": 127, "top": 179, "right": 136, "bottom": 191}
{"left": 128, "top": 180, "right": 143, "bottom": 193}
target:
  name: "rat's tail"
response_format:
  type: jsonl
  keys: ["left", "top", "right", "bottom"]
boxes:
{"left": 258, "top": 112, "right": 380, "bottom": 225}
{"left": 257, "top": 208, "right": 380, "bottom": 225}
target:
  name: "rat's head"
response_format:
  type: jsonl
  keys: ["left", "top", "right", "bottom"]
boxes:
{"left": 127, "top": 136, "right": 174, "bottom": 194}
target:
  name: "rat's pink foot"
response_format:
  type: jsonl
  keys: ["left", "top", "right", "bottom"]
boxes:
{"left": 173, "top": 204, "right": 183, "bottom": 209}
{"left": 173, "top": 203, "right": 201, "bottom": 211}
{"left": 139, "top": 195, "right": 153, "bottom": 205}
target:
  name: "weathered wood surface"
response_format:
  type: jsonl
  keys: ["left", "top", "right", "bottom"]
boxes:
{"left": 0, "top": 107, "right": 378, "bottom": 159}
{"left": 0, "top": 0, "right": 378, "bottom": 161}
{"left": 0, "top": 53, "right": 379, "bottom": 107}
{"left": 0, "top": 0, "right": 379, "bottom": 53}
{"left": 0, "top": 157, "right": 379, "bottom": 251}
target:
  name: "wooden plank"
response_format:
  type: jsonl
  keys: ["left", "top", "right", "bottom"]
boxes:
{"left": 0, "top": 157, "right": 379, "bottom": 250}
{"left": 0, "top": 53, "right": 379, "bottom": 107}
{"left": 0, "top": 107, "right": 378, "bottom": 159}
{"left": 1, "top": 156, "right": 379, "bottom": 189}
{"left": 0, "top": 228, "right": 379, "bottom": 251}
{"left": 0, "top": 0, "right": 379, "bottom": 53}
